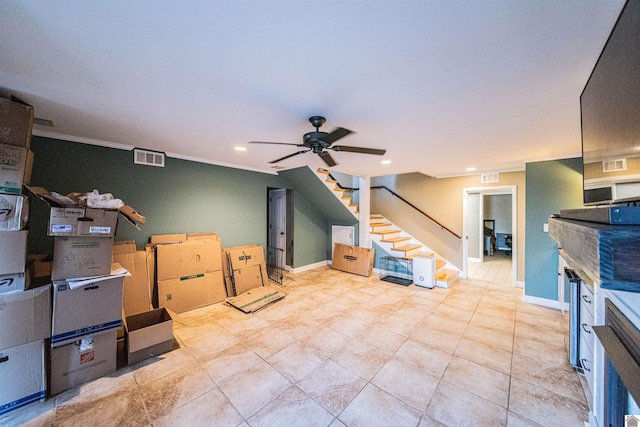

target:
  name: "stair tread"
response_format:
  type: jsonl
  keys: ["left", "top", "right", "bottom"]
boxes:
{"left": 407, "top": 251, "right": 435, "bottom": 259}
{"left": 437, "top": 269, "right": 459, "bottom": 281}
{"left": 371, "top": 222, "right": 393, "bottom": 228}
{"left": 317, "top": 168, "right": 329, "bottom": 175}
{"left": 395, "top": 244, "right": 423, "bottom": 251}
{"left": 381, "top": 236, "right": 411, "bottom": 243}
{"left": 435, "top": 259, "right": 446, "bottom": 269}
{"left": 371, "top": 229, "right": 402, "bottom": 235}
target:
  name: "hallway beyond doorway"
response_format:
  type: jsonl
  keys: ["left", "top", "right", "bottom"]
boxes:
{"left": 468, "top": 251, "right": 512, "bottom": 286}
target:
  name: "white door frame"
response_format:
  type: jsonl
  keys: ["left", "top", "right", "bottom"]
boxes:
{"left": 462, "top": 185, "right": 517, "bottom": 286}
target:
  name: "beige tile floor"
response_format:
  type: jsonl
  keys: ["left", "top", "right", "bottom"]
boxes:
{"left": 1, "top": 262, "right": 589, "bottom": 427}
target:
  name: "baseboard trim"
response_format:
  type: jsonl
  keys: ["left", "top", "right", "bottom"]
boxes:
{"left": 290, "top": 261, "right": 328, "bottom": 274}
{"left": 522, "top": 294, "right": 569, "bottom": 311}
{"left": 516, "top": 280, "right": 525, "bottom": 288}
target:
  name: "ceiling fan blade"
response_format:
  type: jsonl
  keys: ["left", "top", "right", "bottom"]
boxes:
{"left": 318, "top": 151, "right": 337, "bottom": 167}
{"left": 269, "top": 150, "right": 310, "bottom": 164}
{"left": 332, "top": 145, "right": 387, "bottom": 155}
{"left": 321, "top": 127, "right": 353, "bottom": 145}
{"left": 250, "top": 141, "right": 302, "bottom": 147}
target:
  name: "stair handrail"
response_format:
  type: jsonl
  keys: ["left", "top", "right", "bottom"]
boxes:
{"left": 371, "top": 186, "right": 461, "bottom": 239}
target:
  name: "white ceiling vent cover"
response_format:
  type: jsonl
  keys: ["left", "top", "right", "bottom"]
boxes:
{"left": 134, "top": 149, "right": 165, "bottom": 167}
{"left": 602, "top": 158, "right": 626, "bottom": 173}
{"left": 481, "top": 173, "right": 499, "bottom": 183}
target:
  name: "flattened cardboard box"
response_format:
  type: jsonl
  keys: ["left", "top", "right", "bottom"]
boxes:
{"left": 331, "top": 243, "right": 375, "bottom": 277}
{"left": 125, "top": 308, "right": 173, "bottom": 365}
{"left": 0, "top": 144, "right": 33, "bottom": 195}
{"left": 222, "top": 245, "right": 258, "bottom": 297}
{"left": 0, "top": 284, "right": 51, "bottom": 350}
{"left": 150, "top": 234, "right": 186, "bottom": 245}
{"left": 112, "top": 240, "right": 152, "bottom": 316}
{"left": 226, "top": 285, "right": 287, "bottom": 314}
{"left": 0, "top": 97, "right": 34, "bottom": 148}
{"left": 0, "top": 340, "right": 45, "bottom": 416}
{"left": 156, "top": 239, "right": 222, "bottom": 281}
{"left": 51, "top": 236, "right": 114, "bottom": 280}
{"left": 157, "top": 270, "right": 226, "bottom": 314}
{"left": 48, "top": 207, "right": 119, "bottom": 237}
{"left": 51, "top": 275, "right": 124, "bottom": 347}
{"left": 49, "top": 330, "right": 117, "bottom": 396}
{"left": 0, "top": 194, "right": 28, "bottom": 231}
{"left": 232, "top": 264, "right": 267, "bottom": 295}
{"left": 0, "top": 230, "right": 27, "bottom": 276}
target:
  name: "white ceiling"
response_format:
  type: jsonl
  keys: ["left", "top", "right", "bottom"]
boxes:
{"left": 0, "top": 0, "right": 625, "bottom": 178}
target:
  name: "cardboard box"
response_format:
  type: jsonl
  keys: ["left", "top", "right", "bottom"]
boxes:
{"left": 0, "top": 340, "right": 45, "bottom": 416}
{"left": 0, "top": 271, "right": 28, "bottom": 295}
{"left": 0, "top": 284, "right": 51, "bottom": 350}
{"left": 157, "top": 271, "right": 226, "bottom": 313}
{"left": 51, "top": 236, "right": 114, "bottom": 280}
{"left": 0, "top": 194, "right": 28, "bottom": 231}
{"left": 222, "top": 245, "right": 257, "bottom": 297}
{"left": 0, "top": 230, "right": 27, "bottom": 275}
{"left": 0, "top": 144, "right": 33, "bottom": 195}
{"left": 226, "top": 245, "right": 265, "bottom": 270}
{"left": 156, "top": 240, "right": 222, "bottom": 281}
{"left": 51, "top": 275, "right": 124, "bottom": 347}
{"left": 112, "top": 240, "right": 152, "bottom": 316}
{"left": 25, "top": 186, "right": 145, "bottom": 230}
{"left": 125, "top": 308, "right": 173, "bottom": 365}
{"left": 49, "top": 330, "right": 117, "bottom": 396}
{"left": 150, "top": 234, "right": 186, "bottom": 246}
{"left": 331, "top": 243, "right": 375, "bottom": 277}
{"left": 186, "top": 232, "right": 220, "bottom": 241}
{"left": 232, "top": 264, "right": 267, "bottom": 295}
{"left": 48, "top": 207, "right": 119, "bottom": 237}
{"left": 226, "top": 286, "right": 286, "bottom": 314}
{"left": 0, "top": 97, "right": 34, "bottom": 149}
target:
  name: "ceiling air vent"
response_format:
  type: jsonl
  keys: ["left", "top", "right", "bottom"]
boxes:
{"left": 134, "top": 149, "right": 165, "bottom": 167}
{"left": 602, "top": 158, "right": 626, "bottom": 173}
{"left": 481, "top": 173, "right": 499, "bottom": 183}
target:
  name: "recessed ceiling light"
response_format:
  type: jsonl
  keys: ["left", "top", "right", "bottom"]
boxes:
{"left": 466, "top": 167, "right": 476, "bottom": 171}
{"left": 234, "top": 146, "right": 247, "bottom": 152}
{"left": 381, "top": 160, "right": 391, "bottom": 164}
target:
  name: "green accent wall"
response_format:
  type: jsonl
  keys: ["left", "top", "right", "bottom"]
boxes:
{"left": 28, "top": 137, "right": 329, "bottom": 268}
{"left": 524, "top": 158, "right": 583, "bottom": 300}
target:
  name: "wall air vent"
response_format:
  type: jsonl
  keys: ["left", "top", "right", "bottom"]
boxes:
{"left": 481, "top": 173, "right": 499, "bottom": 183}
{"left": 134, "top": 149, "right": 165, "bottom": 167}
{"left": 602, "top": 158, "right": 626, "bottom": 173}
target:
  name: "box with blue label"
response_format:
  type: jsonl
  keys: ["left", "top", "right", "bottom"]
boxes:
{"left": 51, "top": 274, "right": 124, "bottom": 347}
{"left": 48, "top": 207, "right": 119, "bottom": 237}
{"left": 0, "top": 340, "right": 46, "bottom": 416}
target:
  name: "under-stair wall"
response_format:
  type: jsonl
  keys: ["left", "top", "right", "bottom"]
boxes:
{"left": 371, "top": 186, "right": 463, "bottom": 273}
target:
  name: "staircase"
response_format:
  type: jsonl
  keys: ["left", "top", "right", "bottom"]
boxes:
{"left": 315, "top": 168, "right": 359, "bottom": 219}
{"left": 370, "top": 214, "right": 459, "bottom": 288}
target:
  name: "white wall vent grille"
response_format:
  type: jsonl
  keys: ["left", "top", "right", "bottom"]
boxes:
{"left": 134, "top": 149, "right": 165, "bottom": 167}
{"left": 481, "top": 173, "right": 499, "bottom": 183}
{"left": 602, "top": 158, "right": 626, "bottom": 173}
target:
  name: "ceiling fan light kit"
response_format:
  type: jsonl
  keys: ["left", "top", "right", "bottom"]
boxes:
{"left": 250, "top": 116, "right": 387, "bottom": 167}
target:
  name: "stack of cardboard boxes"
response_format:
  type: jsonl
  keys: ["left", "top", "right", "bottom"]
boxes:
{"left": 0, "top": 97, "right": 51, "bottom": 416}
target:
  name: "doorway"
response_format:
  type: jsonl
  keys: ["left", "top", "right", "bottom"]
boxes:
{"left": 267, "top": 188, "right": 292, "bottom": 283}
{"left": 462, "top": 185, "right": 517, "bottom": 286}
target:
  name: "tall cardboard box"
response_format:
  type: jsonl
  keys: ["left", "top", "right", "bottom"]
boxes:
{"left": 51, "top": 275, "right": 124, "bottom": 347}
{"left": 49, "top": 330, "right": 117, "bottom": 396}
{"left": 0, "top": 230, "right": 27, "bottom": 276}
{"left": 0, "top": 340, "right": 46, "bottom": 415}
{"left": 0, "top": 194, "right": 28, "bottom": 231}
{"left": 0, "top": 284, "right": 50, "bottom": 416}
{"left": 51, "top": 236, "right": 114, "bottom": 280}
{"left": 0, "top": 97, "right": 34, "bottom": 148}
{"left": 112, "top": 240, "right": 151, "bottom": 316}
{"left": 0, "top": 144, "right": 33, "bottom": 195}
{"left": 331, "top": 243, "right": 375, "bottom": 277}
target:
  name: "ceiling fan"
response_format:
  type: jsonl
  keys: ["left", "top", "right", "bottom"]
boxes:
{"left": 249, "top": 116, "right": 387, "bottom": 167}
